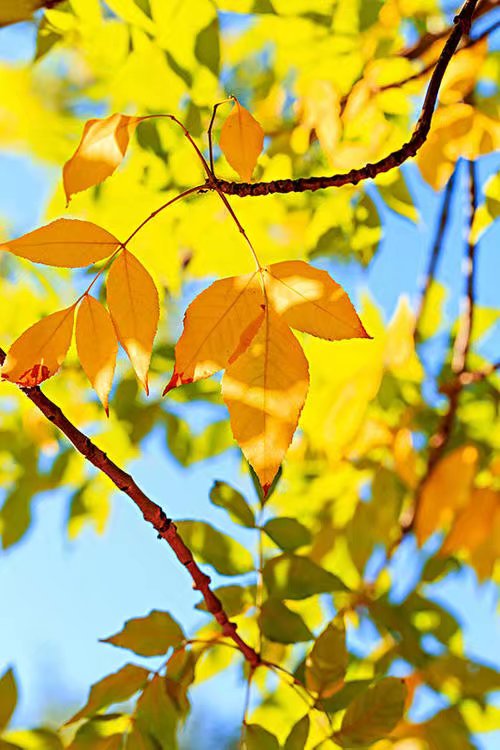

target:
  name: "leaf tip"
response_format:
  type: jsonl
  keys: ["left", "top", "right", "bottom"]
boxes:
{"left": 163, "top": 371, "right": 190, "bottom": 396}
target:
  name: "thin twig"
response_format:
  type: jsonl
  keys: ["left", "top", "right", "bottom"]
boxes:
{"left": 212, "top": 186, "right": 263, "bottom": 269}
{"left": 123, "top": 184, "right": 205, "bottom": 247}
{"left": 452, "top": 159, "right": 478, "bottom": 374}
{"left": 400, "top": 0, "right": 496, "bottom": 59}
{"left": 213, "top": 0, "right": 479, "bottom": 197}
{"left": 207, "top": 98, "right": 233, "bottom": 175}
{"left": 440, "top": 360, "right": 500, "bottom": 393}
{"left": 379, "top": 19, "right": 500, "bottom": 95}
{"left": 414, "top": 168, "right": 457, "bottom": 340}
{"left": 0, "top": 346, "right": 261, "bottom": 668}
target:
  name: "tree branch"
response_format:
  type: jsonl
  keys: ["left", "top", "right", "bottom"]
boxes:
{"left": 414, "top": 167, "right": 457, "bottom": 340}
{"left": 0, "top": 346, "right": 260, "bottom": 668}
{"left": 400, "top": 159, "right": 480, "bottom": 537}
{"left": 452, "top": 160, "right": 478, "bottom": 375}
{"left": 212, "top": 0, "right": 479, "bottom": 197}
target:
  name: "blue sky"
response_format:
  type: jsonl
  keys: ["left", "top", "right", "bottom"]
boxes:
{"left": 0, "top": 12, "right": 499, "bottom": 750}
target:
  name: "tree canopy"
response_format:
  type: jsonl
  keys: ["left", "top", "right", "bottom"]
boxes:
{"left": 0, "top": 1, "right": 499, "bottom": 749}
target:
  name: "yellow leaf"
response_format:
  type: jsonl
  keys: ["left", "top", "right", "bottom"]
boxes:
{"left": 106, "top": 249, "right": 159, "bottom": 394}
{"left": 415, "top": 445, "right": 478, "bottom": 546}
{"left": 63, "top": 113, "right": 144, "bottom": 204}
{"left": 264, "top": 260, "right": 370, "bottom": 341}
{"left": 164, "top": 271, "right": 264, "bottom": 393}
{"left": 1, "top": 219, "right": 121, "bottom": 268}
{"left": 76, "top": 295, "right": 118, "bottom": 414}
{"left": 222, "top": 309, "right": 309, "bottom": 494}
{"left": 1, "top": 305, "right": 76, "bottom": 387}
{"left": 219, "top": 100, "right": 264, "bottom": 181}
{"left": 417, "top": 104, "right": 500, "bottom": 190}
{"left": 294, "top": 79, "right": 341, "bottom": 164}
{"left": 438, "top": 39, "right": 488, "bottom": 105}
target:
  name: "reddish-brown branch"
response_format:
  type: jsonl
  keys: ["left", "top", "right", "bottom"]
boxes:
{"left": 212, "top": 0, "right": 479, "bottom": 197}
{"left": 414, "top": 168, "right": 457, "bottom": 340}
{"left": 401, "top": 159, "right": 480, "bottom": 537}
{"left": 0, "top": 346, "right": 260, "bottom": 668}
{"left": 452, "top": 160, "right": 478, "bottom": 375}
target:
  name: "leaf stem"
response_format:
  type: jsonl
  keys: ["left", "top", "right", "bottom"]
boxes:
{"left": 207, "top": 98, "right": 234, "bottom": 175}
{"left": 123, "top": 184, "right": 205, "bottom": 247}
{"left": 212, "top": 186, "right": 263, "bottom": 270}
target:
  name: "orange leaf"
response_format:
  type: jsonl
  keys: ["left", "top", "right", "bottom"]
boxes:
{"left": 222, "top": 308, "right": 309, "bottom": 495}
{"left": 164, "top": 271, "right": 264, "bottom": 393}
{"left": 106, "top": 249, "right": 159, "bottom": 394}
{"left": 264, "top": 260, "right": 370, "bottom": 340}
{"left": 1, "top": 306, "right": 76, "bottom": 387}
{"left": 0, "top": 219, "right": 121, "bottom": 268}
{"left": 76, "top": 295, "right": 118, "bottom": 415}
{"left": 63, "top": 113, "right": 144, "bottom": 204}
{"left": 440, "top": 487, "right": 499, "bottom": 557}
{"left": 220, "top": 100, "right": 264, "bottom": 181}
{"left": 415, "top": 445, "right": 478, "bottom": 546}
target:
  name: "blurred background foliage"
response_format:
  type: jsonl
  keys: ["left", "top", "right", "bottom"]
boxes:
{"left": 0, "top": 0, "right": 499, "bottom": 748}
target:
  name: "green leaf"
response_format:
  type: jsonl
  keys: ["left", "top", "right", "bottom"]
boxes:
{"left": 135, "top": 675, "right": 178, "bottom": 750}
{"left": 249, "top": 463, "right": 282, "bottom": 503}
{"left": 419, "top": 707, "right": 475, "bottom": 750}
{"left": 68, "top": 716, "right": 128, "bottom": 750}
{"left": 0, "top": 668, "right": 17, "bottom": 731}
{"left": 284, "top": 715, "right": 310, "bottom": 750}
{"left": 195, "top": 584, "right": 256, "bottom": 617}
{"left": 263, "top": 554, "right": 347, "bottom": 600}
{"left": 306, "top": 620, "right": 347, "bottom": 697}
{"left": 263, "top": 517, "right": 311, "bottom": 552}
{"left": 320, "top": 680, "right": 373, "bottom": 715}
{"left": 351, "top": 193, "right": 382, "bottom": 266}
{"left": 485, "top": 172, "right": 500, "bottom": 219}
{"left": 176, "top": 520, "right": 254, "bottom": 576}
{"left": 209, "top": 481, "right": 255, "bottom": 527}
{"left": 125, "top": 726, "right": 158, "bottom": 750}
{"left": 103, "top": 611, "right": 184, "bottom": 657}
{"left": 347, "top": 469, "right": 404, "bottom": 572}
{"left": 4, "top": 729, "right": 64, "bottom": 750}
{"left": 244, "top": 724, "right": 280, "bottom": 750}
{"left": 166, "top": 415, "right": 233, "bottom": 466}
{"left": 336, "top": 678, "right": 407, "bottom": 747}
{"left": 0, "top": 740, "right": 21, "bottom": 750}
{"left": 164, "top": 649, "right": 196, "bottom": 716}
{"left": 67, "top": 665, "right": 150, "bottom": 724}
{"left": 253, "top": 0, "right": 276, "bottom": 12}
{"left": 194, "top": 18, "right": 220, "bottom": 76}
{"left": 260, "top": 599, "right": 313, "bottom": 644}
{"left": 0, "top": 1, "right": 46, "bottom": 26}
{"left": 376, "top": 170, "right": 418, "bottom": 223}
